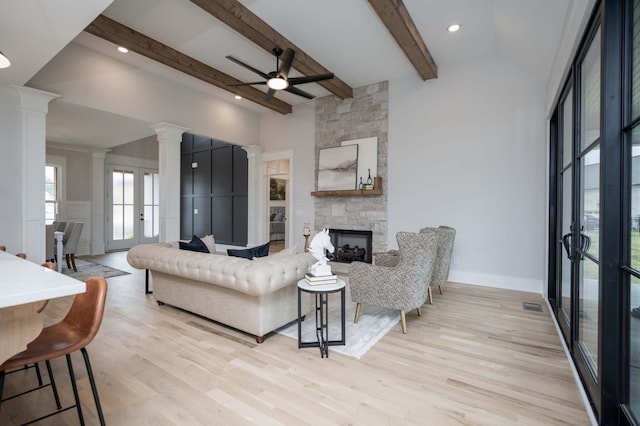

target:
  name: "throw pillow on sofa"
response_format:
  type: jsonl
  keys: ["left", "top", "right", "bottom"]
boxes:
{"left": 179, "top": 235, "right": 210, "bottom": 253}
{"left": 227, "top": 242, "right": 270, "bottom": 259}
{"left": 202, "top": 234, "right": 216, "bottom": 253}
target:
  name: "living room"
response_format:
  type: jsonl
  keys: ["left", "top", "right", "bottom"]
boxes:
{"left": 0, "top": 0, "right": 607, "bottom": 424}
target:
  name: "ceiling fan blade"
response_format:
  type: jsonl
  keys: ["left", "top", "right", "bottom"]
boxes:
{"left": 288, "top": 73, "right": 335, "bottom": 85}
{"left": 227, "top": 81, "right": 267, "bottom": 86}
{"left": 285, "top": 86, "right": 315, "bottom": 99}
{"left": 278, "top": 48, "right": 295, "bottom": 80}
{"left": 266, "top": 88, "right": 277, "bottom": 100}
{"left": 225, "top": 55, "right": 270, "bottom": 79}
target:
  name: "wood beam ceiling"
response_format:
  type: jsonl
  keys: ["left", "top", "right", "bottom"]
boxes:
{"left": 367, "top": 0, "right": 437, "bottom": 81}
{"left": 84, "top": 15, "right": 292, "bottom": 115}
{"left": 189, "top": 0, "right": 353, "bottom": 100}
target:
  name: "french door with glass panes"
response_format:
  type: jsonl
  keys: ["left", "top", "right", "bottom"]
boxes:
{"left": 551, "top": 23, "right": 602, "bottom": 413}
{"left": 107, "top": 166, "right": 159, "bottom": 251}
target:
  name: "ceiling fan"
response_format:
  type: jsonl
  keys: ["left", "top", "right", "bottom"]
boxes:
{"left": 226, "top": 47, "right": 334, "bottom": 100}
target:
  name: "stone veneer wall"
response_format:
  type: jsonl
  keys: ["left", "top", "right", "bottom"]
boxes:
{"left": 314, "top": 81, "right": 388, "bottom": 253}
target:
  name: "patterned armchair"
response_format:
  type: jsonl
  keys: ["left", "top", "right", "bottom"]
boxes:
{"left": 372, "top": 226, "right": 456, "bottom": 304}
{"left": 425, "top": 226, "right": 456, "bottom": 303}
{"left": 348, "top": 230, "right": 439, "bottom": 334}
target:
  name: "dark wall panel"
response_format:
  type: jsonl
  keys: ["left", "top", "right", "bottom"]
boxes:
{"left": 192, "top": 151, "right": 212, "bottom": 194}
{"left": 212, "top": 196, "right": 232, "bottom": 243}
{"left": 181, "top": 133, "right": 193, "bottom": 153}
{"left": 211, "top": 146, "right": 232, "bottom": 194}
{"left": 180, "top": 197, "right": 193, "bottom": 240}
{"left": 193, "top": 196, "right": 212, "bottom": 238}
{"left": 233, "top": 146, "right": 248, "bottom": 193}
{"left": 193, "top": 134, "right": 212, "bottom": 151}
{"left": 181, "top": 155, "right": 193, "bottom": 195}
{"left": 180, "top": 133, "right": 248, "bottom": 246}
{"left": 233, "top": 195, "right": 248, "bottom": 245}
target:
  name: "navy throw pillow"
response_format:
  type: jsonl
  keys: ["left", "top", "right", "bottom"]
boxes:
{"left": 179, "top": 235, "right": 210, "bottom": 253}
{"left": 227, "top": 242, "right": 270, "bottom": 259}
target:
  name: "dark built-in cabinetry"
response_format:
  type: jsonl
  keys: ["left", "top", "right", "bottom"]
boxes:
{"left": 180, "top": 133, "right": 248, "bottom": 246}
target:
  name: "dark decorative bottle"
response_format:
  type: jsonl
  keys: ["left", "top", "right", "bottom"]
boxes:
{"left": 359, "top": 177, "right": 363, "bottom": 189}
{"left": 366, "top": 169, "right": 373, "bottom": 186}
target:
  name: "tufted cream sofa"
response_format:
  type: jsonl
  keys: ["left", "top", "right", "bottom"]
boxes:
{"left": 127, "top": 243, "right": 315, "bottom": 343}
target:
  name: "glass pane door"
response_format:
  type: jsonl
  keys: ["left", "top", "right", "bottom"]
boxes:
{"left": 558, "top": 88, "right": 574, "bottom": 341}
{"left": 107, "top": 166, "right": 159, "bottom": 250}
{"left": 108, "top": 167, "right": 136, "bottom": 250}
{"left": 141, "top": 169, "right": 160, "bottom": 244}
{"left": 559, "top": 169, "right": 573, "bottom": 339}
{"left": 629, "top": 132, "right": 640, "bottom": 413}
{"left": 578, "top": 145, "right": 600, "bottom": 376}
{"left": 576, "top": 26, "right": 601, "bottom": 378}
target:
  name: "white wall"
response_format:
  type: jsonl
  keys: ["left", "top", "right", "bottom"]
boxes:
{"left": 0, "top": 87, "right": 22, "bottom": 252}
{"left": 258, "top": 103, "right": 316, "bottom": 251}
{"left": 28, "top": 43, "right": 260, "bottom": 147}
{"left": 388, "top": 55, "right": 547, "bottom": 293}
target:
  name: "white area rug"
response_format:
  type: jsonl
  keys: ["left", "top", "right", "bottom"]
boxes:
{"left": 277, "top": 278, "right": 400, "bottom": 359}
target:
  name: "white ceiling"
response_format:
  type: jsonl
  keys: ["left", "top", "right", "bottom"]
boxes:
{"left": 1, "top": 0, "right": 574, "bottom": 150}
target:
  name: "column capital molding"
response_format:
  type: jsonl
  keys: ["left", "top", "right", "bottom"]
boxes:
{"left": 152, "top": 122, "right": 189, "bottom": 143}
{"left": 242, "top": 145, "right": 264, "bottom": 158}
{"left": 11, "top": 85, "right": 60, "bottom": 113}
{"left": 91, "top": 149, "right": 109, "bottom": 160}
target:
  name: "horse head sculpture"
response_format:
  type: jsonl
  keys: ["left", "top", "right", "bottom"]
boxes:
{"left": 308, "top": 228, "right": 334, "bottom": 276}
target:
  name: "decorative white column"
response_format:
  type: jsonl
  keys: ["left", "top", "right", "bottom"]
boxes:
{"left": 152, "top": 122, "right": 188, "bottom": 243}
{"left": 12, "top": 86, "right": 60, "bottom": 263}
{"left": 91, "top": 149, "right": 108, "bottom": 254}
{"left": 242, "top": 145, "right": 264, "bottom": 246}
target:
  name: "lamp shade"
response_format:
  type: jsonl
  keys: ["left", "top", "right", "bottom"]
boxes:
{"left": 0, "top": 51, "right": 10, "bottom": 68}
{"left": 267, "top": 77, "right": 288, "bottom": 90}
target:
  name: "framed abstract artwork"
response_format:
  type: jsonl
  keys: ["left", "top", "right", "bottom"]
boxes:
{"left": 317, "top": 145, "right": 359, "bottom": 191}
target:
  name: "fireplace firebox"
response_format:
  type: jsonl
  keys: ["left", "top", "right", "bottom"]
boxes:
{"left": 327, "top": 229, "right": 372, "bottom": 264}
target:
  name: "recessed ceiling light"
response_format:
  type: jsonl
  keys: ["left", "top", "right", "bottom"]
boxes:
{"left": 235, "top": 95, "right": 242, "bottom": 100}
{"left": 448, "top": 24, "right": 460, "bottom": 33}
{"left": 117, "top": 46, "right": 129, "bottom": 53}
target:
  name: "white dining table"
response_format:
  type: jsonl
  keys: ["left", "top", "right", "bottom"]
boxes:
{"left": 0, "top": 251, "right": 85, "bottom": 364}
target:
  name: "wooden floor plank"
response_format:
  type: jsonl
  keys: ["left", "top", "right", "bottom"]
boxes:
{"left": 0, "top": 252, "right": 591, "bottom": 425}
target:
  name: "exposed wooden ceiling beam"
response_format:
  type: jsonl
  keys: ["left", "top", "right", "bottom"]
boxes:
{"left": 84, "top": 15, "right": 292, "bottom": 115}
{"left": 189, "top": 0, "right": 353, "bottom": 100}
{"left": 367, "top": 0, "right": 437, "bottom": 81}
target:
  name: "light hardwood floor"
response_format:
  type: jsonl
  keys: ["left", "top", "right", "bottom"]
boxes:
{"left": 0, "top": 252, "right": 591, "bottom": 425}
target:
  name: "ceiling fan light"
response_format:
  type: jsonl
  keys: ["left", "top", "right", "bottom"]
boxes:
{"left": 0, "top": 50, "right": 11, "bottom": 68}
{"left": 267, "top": 77, "right": 288, "bottom": 90}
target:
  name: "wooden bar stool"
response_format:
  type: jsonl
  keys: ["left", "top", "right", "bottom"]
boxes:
{"left": 0, "top": 277, "right": 108, "bottom": 425}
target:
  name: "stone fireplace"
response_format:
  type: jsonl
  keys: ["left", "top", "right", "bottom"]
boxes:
{"left": 313, "top": 81, "right": 389, "bottom": 255}
{"left": 328, "top": 228, "right": 372, "bottom": 264}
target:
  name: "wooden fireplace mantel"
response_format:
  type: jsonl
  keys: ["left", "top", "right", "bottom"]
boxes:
{"left": 311, "top": 177, "right": 383, "bottom": 197}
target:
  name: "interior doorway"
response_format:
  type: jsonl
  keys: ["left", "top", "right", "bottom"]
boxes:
{"left": 266, "top": 159, "right": 290, "bottom": 253}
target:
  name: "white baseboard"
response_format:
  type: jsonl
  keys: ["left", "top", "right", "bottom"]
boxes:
{"left": 448, "top": 269, "right": 543, "bottom": 294}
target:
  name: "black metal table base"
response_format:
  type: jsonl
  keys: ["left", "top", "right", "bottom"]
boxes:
{"left": 298, "top": 284, "right": 345, "bottom": 358}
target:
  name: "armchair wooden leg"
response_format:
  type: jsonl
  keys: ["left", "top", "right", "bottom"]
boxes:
{"left": 354, "top": 303, "right": 361, "bottom": 323}
{"left": 66, "top": 254, "right": 71, "bottom": 269}
{"left": 400, "top": 310, "right": 407, "bottom": 334}
{"left": 70, "top": 254, "right": 78, "bottom": 272}
{"left": 439, "top": 285, "right": 444, "bottom": 294}
{"left": 416, "top": 307, "right": 422, "bottom": 316}
{"left": 428, "top": 286, "right": 433, "bottom": 304}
